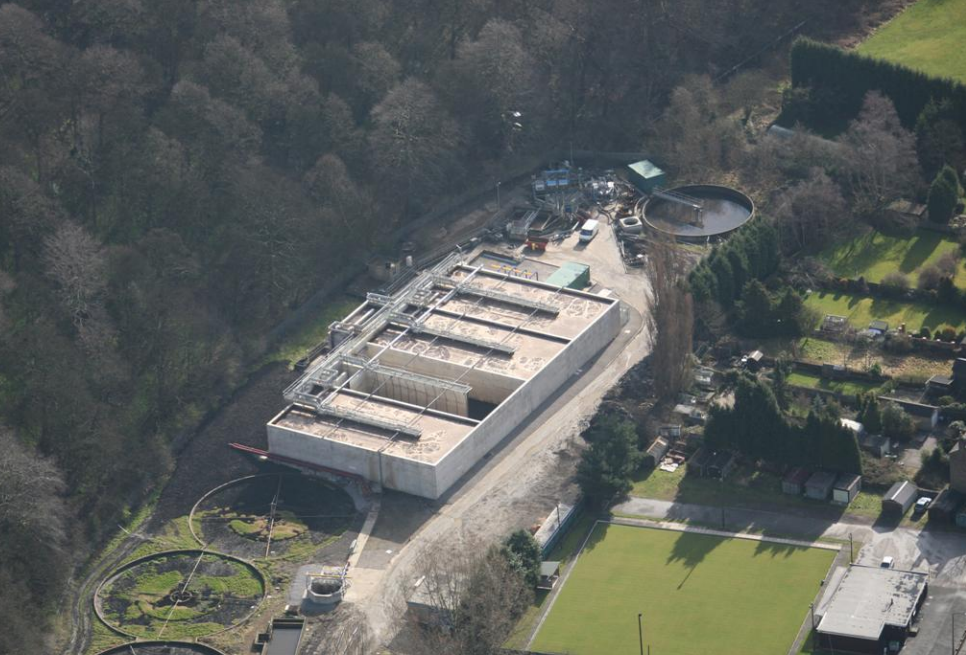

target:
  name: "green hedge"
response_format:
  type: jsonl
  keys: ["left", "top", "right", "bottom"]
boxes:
{"left": 788, "top": 37, "right": 966, "bottom": 131}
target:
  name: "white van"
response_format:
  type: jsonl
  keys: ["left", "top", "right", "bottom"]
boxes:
{"left": 578, "top": 219, "right": 599, "bottom": 243}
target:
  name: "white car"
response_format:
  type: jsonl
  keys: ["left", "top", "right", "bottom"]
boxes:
{"left": 916, "top": 497, "right": 931, "bottom": 512}
{"left": 881, "top": 556, "right": 895, "bottom": 569}
{"left": 578, "top": 219, "right": 599, "bottom": 243}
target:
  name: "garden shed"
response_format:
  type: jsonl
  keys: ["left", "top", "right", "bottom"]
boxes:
{"left": 782, "top": 467, "right": 811, "bottom": 495}
{"left": 645, "top": 437, "right": 670, "bottom": 467}
{"left": 882, "top": 481, "right": 917, "bottom": 516}
{"left": 805, "top": 471, "right": 837, "bottom": 501}
{"left": 832, "top": 474, "right": 862, "bottom": 505}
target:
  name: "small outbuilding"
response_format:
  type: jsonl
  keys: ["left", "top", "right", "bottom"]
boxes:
{"left": 926, "top": 375, "right": 954, "bottom": 397}
{"left": 626, "top": 160, "right": 666, "bottom": 194}
{"left": 782, "top": 467, "right": 811, "bottom": 496}
{"left": 949, "top": 438, "right": 966, "bottom": 494}
{"left": 743, "top": 350, "right": 764, "bottom": 372}
{"left": 645, "top": 437, "right": 670, "bottom": 468}
{"left": 839, "top": 418, "right": 865, "bottom": 438}
{"left": 832, "top": 474, "right": 862, "bottom": 506}
{"left": 805, "top": 471, "right": 837, "bottom": 501}
{"left": 673, "top": 404, "right": 706, "bottom": 425}
{"left": 859, "top": 433, "right": 893, "bottom": 458}
{"left": 882, "top": 480, "right": 917, "bottom": 516}
{"left": 546, "top": 262, "right": 591, "bottom": 290}
{"left": 537, "top": 561, "right": 561, "bottom": 591}
{"left": 689, "top": 449, "right": 736, "bottom": 479}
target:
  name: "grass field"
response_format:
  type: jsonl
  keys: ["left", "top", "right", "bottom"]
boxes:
{"left": 532, "top": 524, "right": 837, "bottom": 655}
{"left": 858, "top": 0, "right": 966, "bottom": 83}
{"left": 804, "top": 290, "right": 966, "bottom": 333}
{"left": 786, "top": 370, "right": 885, "bottom": 397}
{"left": 817, "top": 229, "right": 966, "bottom": 287}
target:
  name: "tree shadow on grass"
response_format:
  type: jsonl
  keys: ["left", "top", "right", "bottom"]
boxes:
{"left": 665, "top": 531, "right": 723, "bottom": 588}
{"left": 899, "top": 231, "right": 943, "bottom": 274}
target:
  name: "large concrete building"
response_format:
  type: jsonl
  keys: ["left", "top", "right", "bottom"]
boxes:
{"left": 266, "top": 253, "right": 622, "bottom": 499}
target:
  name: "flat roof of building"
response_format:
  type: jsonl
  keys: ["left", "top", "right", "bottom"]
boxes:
{"left": 817, "top": 565, "right": 927, "bottom": 640}
{"left": 369, "top": 315, "right": 565, "bottom": 380}
{"left": 272, "top": 393, "right": 475, "bottom": 463}
{"left": 275, "top": 254, "right": 619, "bottom": 468}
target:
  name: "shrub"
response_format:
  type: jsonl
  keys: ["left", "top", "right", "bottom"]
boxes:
{"left": 937, "top": 251, "right": 961, "bottom": 277}
{"left": 881, "top": 272, "right": 909, "bottom": 291}
{"left": 938, "top": 276, "right": 959, "bottom": 303}
{"left": 919, "top": 326, "right": 931, "bottom": 339}
{"left": 938, "top": 396, "right": 956, "bottom": 407}
{"left": 918, "top": 265, "right": 943, "bottom": 290}
{"left": 941, "top": 326, "right": 958, "bottom": 342}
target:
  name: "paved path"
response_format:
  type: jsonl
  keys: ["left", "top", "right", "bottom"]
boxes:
{"left": 610, "top": 515, "right": 842, "bottom": 550}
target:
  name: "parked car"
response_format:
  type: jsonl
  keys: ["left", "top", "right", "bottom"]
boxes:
{"left": 880, "top": 556, "right": 895, "bottom": 569}
{"left": 915, "top": 497, "right": 931, "bottom": 512}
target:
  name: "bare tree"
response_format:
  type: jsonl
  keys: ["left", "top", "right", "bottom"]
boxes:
{"left": 43, "top": 221, "right": 107, "bottom": 329}
{"left": 837, "top": 91, "right": 919, "bottom": 220}
{"left": 403, "top": 541, "right": 533, "bottom": 655}
{"left": 774, "top": 168, "right": 848, "bottom": 252}
{"left": 368, "top": 77, "right": 463, "bottom": 213}
{"left": 647, "top": 236, "right": 694, "bottom": 402}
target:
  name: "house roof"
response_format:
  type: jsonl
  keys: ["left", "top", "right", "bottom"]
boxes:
{"left": 869, "top": 320, "right": 889, "bottom": 331}
{"left": 928, "top": 375, "right": 954, "bottom": 387}
{"left": 817, "top": 565, "right": 928, "bottom": 640}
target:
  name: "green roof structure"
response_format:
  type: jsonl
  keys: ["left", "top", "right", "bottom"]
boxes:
{"left": 546, "top": 262, "right": 590, "bottom": 290}
{"left": 627, "top": 160, "right": 666, "bottom": 193}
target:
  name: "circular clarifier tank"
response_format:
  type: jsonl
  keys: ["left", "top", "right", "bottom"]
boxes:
{"left": 643, "top": 184, "right": 754, "bottom": 241}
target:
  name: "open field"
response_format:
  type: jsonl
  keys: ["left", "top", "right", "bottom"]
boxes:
{"left": 858, "top": 0, "right": 966, "bottom": 83}
{"left": 817, "top": 229, "right": 966, "bottom": 287}
{"left": 532, "top": 523, "right": 837, "bottom": 655}
{"left": 804, "top": 290, "right": 966, "bottom": 333}
{"left": 787, "top": 370, "right": 885, "bottom": 397}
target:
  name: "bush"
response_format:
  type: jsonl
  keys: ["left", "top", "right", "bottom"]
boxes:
{"left": 941, "top": 326, "right": 958, "bottom": 342}
{"left": 918, "top": 265, "right": 943, "bottom": 290}
{"left": 881, "top": 272, "right": 910, "bottom": 291}
{"left": 938, "top": 396, "right": 956, "bottom": 407}
{"left": 937, "top": 251, "right": 961, "bottom": 277}
{"left": 919, "top": 326, "right": 931, "bottom": 339}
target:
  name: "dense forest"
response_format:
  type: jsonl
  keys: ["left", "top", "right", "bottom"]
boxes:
{"left": 0, "top": 0, "right": 877, "bottom": 652}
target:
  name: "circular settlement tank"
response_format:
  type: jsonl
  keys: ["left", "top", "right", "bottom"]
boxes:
{"left": 643, "top": 184, "right": 754, "bottom": 241}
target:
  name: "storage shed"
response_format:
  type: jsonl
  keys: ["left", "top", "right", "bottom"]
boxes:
{"left": 689, "top": 449, "right": 735, "bottom": 479}
{"left": 882, "top": 481, "right": 917, "bottom": 516}
{"left": 537, "top": 561, "right": 561, "bottom": 591}
{"left": 782, "top": 467, "right": 811, "bottom": 495}
{"left": 805, "top": 471, "right": 837, "bottom": 501}
{"left": 546, "top": 262, "right": 591, "bottom": 290}
{"left": 645, "top": 437, "right": 670, "bottom": 468}
{"left": 832, "top": 474, "right": 862, "bottom": 505}
{"left": 859, "top": 433, "right": 892, "bottom": 458}
{"left": 626, "top": 160, "right": 666, "bottom": 194}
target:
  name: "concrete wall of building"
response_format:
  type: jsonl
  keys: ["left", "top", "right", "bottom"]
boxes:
{"left": 347, "top": 367, "right": 469, "bottom": 416}
{"left": 367, "top": 344, "right": 523, "bottom": 406}
{"left": 432, "top": 299, "right": 622, "bottom": 497}
{"left": 267, "top": 421, "right": 440, "bottom": 498}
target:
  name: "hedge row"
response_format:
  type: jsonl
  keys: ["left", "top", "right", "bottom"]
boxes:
{"left": 789, "top": 37, "right": 966, "bottom": 131}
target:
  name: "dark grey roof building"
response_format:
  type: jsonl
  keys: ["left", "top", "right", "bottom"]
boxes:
{"left": 815, "top": 565, "right": 927, "bottom": 654}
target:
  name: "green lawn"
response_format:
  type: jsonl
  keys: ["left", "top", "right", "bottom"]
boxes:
{"left": 858, "top": 0, "right": 966, "bottom": 83}
{"left": 532, "top": 524, "right": 836, "bottom": 655}
{"left": 786, "top": 370, "right": 885, "bottom": 397}
{"left": 817, "top": 229, "right": 966, "bottom": 287}
{"left": 804, "top": 290, "right": 966, "bottom": 333}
